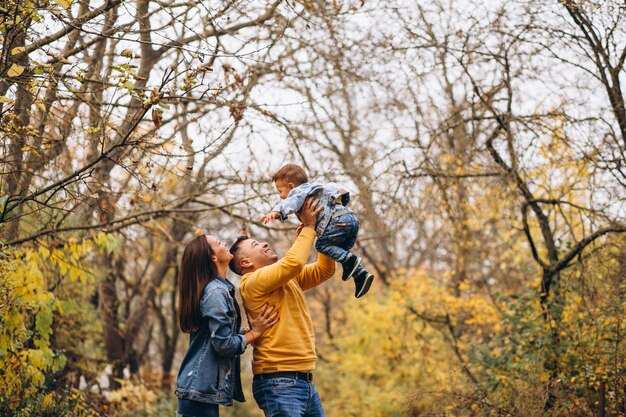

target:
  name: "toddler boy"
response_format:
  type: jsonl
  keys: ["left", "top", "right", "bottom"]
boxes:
{"left": 262, "top": 164, "right": 374, "bottom": 298}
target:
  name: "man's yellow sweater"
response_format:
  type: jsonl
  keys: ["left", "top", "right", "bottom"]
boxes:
{"left": 239, "top": 227, "right": 335, "bottom": 374}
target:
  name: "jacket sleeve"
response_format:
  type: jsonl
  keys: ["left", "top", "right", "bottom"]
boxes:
{"left": 240, "top": 228, "right": 316, "bottom": 297}
{"left": 270, "top": 189, "right": 308, "bottom": 221}
{"left": 201, "top": 288, "right": 246, "bottom": 357}
{"left": 296, "top": 253, "right": 336, "bottom": 291}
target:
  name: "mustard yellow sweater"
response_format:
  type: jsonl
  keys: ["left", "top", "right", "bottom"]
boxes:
{"left": 239, "top": 228, "right": 335, "bottom": 374}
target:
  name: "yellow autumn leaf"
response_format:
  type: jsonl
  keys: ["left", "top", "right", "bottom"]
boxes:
{"left": 7, "top": 64, "right": 24, "bottom": 77}
{"left": 28, "top": 350, "right": 46, "bottom": 369}
{"left": 69, "top": 266, "right": 82, "bottom": 282}
{"left": 53, "top": 0, "right": 73, "bottom": 9}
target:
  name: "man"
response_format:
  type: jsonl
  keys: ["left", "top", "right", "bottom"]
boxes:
{"left": 229, "top": 198, "right": 335, "bottom": 417}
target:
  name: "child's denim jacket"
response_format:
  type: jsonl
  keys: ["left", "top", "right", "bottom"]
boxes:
{"left": 271, "top": 182, "right": 351, "bottom": 236}
{"left": 175, "top": 276, "right": 246, "bottom": 406}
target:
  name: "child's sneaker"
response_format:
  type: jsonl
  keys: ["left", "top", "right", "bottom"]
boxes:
{"left": 341, "top": 255, "right": 361, "bottom": 281}
{"left": 354, "top": 270, "right": 374, "bottom": 298}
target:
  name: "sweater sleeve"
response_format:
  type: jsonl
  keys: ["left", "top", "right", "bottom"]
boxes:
{"left": 296, "top": 253, "right": 336, "bottom": 291}
{"left": 240, "top": 228, "right": 316, "bottom": 297}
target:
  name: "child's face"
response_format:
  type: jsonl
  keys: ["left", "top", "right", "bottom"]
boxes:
{"left": 275, "top": 179, "right": 294, "bottom": 199}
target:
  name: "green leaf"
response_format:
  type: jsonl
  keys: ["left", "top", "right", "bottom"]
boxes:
{"left": 55, "top": 353, "right": 67, "bottom": 369}
{"left": 35, "top": 306, "right": 53, "bottom": 344}
{"left": 105, "top": 235, "right": 122, "bottom": 254}
{"left": 60, "top": 300, "right": 76, "bottom": 314}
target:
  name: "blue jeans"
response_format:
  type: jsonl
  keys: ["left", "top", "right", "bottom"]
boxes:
{"left": 315, "top": 213, "right": 366, "bottom": 277}
{"left": 177, "top": 399, "right": 219, "bottom": 417}
{"left": 252, "top": 378, "right": 325, "bottom": 417}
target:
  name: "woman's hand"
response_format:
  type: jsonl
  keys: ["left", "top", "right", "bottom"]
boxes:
{"left": 245, "top": 303, "right": 279, "bottom": 345}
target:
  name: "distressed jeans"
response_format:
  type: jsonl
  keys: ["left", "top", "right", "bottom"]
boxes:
{"left": 252, "top": 378, "right": 325, "bottom": 417}
{"left": 315, "top": 212, "right": 366, "bottom": 277}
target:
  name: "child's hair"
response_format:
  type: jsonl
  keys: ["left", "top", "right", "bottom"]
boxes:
{"left": 271, "top": 163, "right": 308, "bottom": 186}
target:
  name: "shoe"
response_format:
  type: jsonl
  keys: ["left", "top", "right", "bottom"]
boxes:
{"left": 341, "top": 255, "right": 361, "bottom": 281}
{"left": 354, "top": 270, "right": 374, "bottom": 298}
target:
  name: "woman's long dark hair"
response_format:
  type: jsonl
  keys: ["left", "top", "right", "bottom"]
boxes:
{"left": 178, "top": 235, "right": 217, "bottom": 333}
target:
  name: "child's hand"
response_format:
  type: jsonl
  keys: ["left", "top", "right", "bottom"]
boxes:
{"left": 261, "top": 212, "right": 280, "bottom": 224}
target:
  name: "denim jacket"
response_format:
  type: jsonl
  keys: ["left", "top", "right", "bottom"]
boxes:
{"left": 271, "top": 182, "right": 351, "bottom": 236}
{"left": 175, "top": 276, "right": 246, "bottom": 406}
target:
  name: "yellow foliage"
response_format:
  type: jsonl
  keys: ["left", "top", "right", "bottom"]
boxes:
{"left": 106, "top": 378, "right": 160, "bottom": 414}
{"left": 310, "top": 241, "right": 626, "bottom": 417}
{"left": 314, "top": 268, "right": 504, "bottom": 416}
{"left": 0, "top": 241, "right": 95, "bottom": 409}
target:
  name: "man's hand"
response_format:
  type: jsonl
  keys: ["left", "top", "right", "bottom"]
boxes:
{"left": 261, "top": 212, "right": 280, "bottom": 224}
{"left": 299, "top": 197, "right": 321, "bottom": 230}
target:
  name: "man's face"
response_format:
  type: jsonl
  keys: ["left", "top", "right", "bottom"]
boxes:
{"left": 275, "top": 179, "right": 294, "bottom": 200}
{"left": 238, "top": 238, "right": 278, "bottom": 272}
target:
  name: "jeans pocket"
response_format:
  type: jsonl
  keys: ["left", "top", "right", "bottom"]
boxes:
{"left": 334, "top": 222, "right": 348, "bottom": 227}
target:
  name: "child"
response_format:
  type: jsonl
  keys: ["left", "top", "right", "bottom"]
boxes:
{"left": 261, "top": 163, "right": 374, "bottom": 298}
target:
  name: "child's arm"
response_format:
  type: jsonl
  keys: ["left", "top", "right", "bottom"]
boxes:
{"left": 261, "top": 212, "right": 281, "bottom": 224}
{"left": 269, "top": 186, "right": 312, "bottom": 221}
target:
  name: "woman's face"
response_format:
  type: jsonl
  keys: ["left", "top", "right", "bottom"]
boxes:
{"left": 205, "top": 235, "right": 233, "bottom": 267}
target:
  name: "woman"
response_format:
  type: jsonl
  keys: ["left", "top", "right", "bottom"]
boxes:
{"left": 175, "top": 234, "right": 278, "bottom": 417}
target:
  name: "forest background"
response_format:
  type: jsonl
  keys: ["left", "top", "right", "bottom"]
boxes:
{"left": 1, "top": 0, "right": 625, "bottom": 416}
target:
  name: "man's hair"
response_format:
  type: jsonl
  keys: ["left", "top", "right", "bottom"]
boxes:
{"left": 229, "top": 235, "right": 249, "bottom": 276}
{"left": 271, "top": 163, "right": 308, "bottom": 186}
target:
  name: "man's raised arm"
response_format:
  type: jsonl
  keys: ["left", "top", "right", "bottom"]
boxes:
{"left": 241, "top": 228, "right": 317, "bottom": 296}
{"left": 296, "top": 253, "right": 335, "bottom": 291}
{"left": 241, "top": 197, "right": 322, "bottom": 298}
